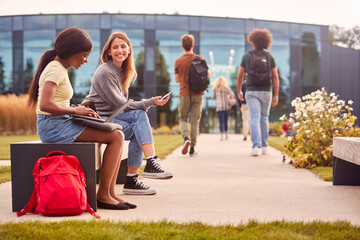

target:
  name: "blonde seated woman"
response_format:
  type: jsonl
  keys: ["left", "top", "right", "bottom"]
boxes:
{"left": 212, "top": 76, "right": 235, "bottom": 141}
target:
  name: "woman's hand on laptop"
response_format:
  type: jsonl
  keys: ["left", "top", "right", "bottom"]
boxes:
{"left": 73, "top": 106, "right": 101, "bottom": 119}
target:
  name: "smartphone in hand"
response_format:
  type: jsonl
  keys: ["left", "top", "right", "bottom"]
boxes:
{"left": 160, "top": 91, "right": 172, "bottom": 100}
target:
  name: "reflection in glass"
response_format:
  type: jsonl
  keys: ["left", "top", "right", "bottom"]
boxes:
{"left": 268, "top": 42, "right": 291, "bottom": 121}
{"left": 71, "top": 30, "right": 100, "bottom": 103}
{"left": 112, "top": 15, "right": 144, "bottom": 29}
{"left": 156, "top": 15, "right": 188, "bottom": 30}
{"left": 201, "top": 17, "right": 244, "bottom": 33}
{"left": 24, "top": 15, "right": 55, "bottom": 30}
{"left": 255, "top": 20, "right": 289, "bottom": 37}
{"left": 0, "top": 31, "right": 12, "bottom": 93}
{"left": 23, "top": 30, "right": 55, "bottom": 93}
{"left": 301, "top": 32, "right": 321, "bottom": 95}
{"left": 0, "top": 17, "right": 12, "bottom": 31}
{"left": 68, "top": 15, "right": 100, "bottom": 29}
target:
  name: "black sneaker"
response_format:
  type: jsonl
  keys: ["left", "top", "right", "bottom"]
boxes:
{"left": 143, "top": 156, "right": 173, "bottom": 179}
{"left": 181, "top": 137, "right": 191, "bottom": 155}
{"left": 189, "top": 147, "right": 198, "bottom": 157}
{"left": 123, "top": 174, "right": 156, "bottom": 195}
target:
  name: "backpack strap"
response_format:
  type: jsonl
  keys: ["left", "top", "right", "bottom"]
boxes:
{"left": 46, "top": 150, "right": 67, "bottom": 158}
{"left": 86, "top": 203, "right": 101, "bottom": 219}
{"left": 17, "top": 185, "right": 39, "bottom": 217}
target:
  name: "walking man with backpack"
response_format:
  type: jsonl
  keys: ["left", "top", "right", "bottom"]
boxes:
{"left": 237, "top": 28, "right": 279, "bottom": 156}
{"left": 174, "top": 34, "right": 210, "bottom": 157}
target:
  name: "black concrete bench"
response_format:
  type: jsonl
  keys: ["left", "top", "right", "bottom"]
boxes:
{"left": 11, "top": 141, "right": 129, "bottom": 212}
{"left": 333, "top": 137, "right": 360, "bottom": 185}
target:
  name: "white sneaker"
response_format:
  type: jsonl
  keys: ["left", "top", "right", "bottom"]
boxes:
{"left": 262, "top": 146, "right": 269, "bottom": 155}
{"left": 251, "top": 147, "right": 259, "bottom": 156}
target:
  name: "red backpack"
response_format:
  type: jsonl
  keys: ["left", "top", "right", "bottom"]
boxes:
{"left": 17, "top": 150, "right": 100, "bottom": 218}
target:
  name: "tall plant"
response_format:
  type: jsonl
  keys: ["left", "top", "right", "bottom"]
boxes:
{"left": 280, "top": 88, "right": 357, "bottom": 168}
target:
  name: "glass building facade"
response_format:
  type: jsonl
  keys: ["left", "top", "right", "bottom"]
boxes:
{"left": 1, "top": 13, "right": 357, "bottom": 131}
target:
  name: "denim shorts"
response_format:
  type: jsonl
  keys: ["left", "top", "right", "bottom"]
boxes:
{"left": 37, "top": 114, "right": 86, "bottom": 143}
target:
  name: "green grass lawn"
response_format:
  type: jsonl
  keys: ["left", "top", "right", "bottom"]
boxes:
{"left": 0, "top": 135, "right": 39, "bottom": 160}
{"left": 268, "top": 136, "right": 288, "bottom": 152}
{"left": 0, "top": 220, "right": 359, "bottom": 239}
{"left": 268, "top": 136, "right": 333, "bottom": 182}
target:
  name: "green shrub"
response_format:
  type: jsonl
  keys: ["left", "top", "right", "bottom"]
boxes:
{"left": 281, "top": 88, "right": 357, "bottom": 169}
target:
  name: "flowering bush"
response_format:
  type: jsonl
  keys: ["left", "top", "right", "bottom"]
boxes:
{"left": 280, "top": 88, "right": 357, "bottom": 168}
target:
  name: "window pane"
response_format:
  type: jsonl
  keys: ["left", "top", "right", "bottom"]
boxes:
{"left": 156, "top": 30, "right": 185, "bottom": 47}
{"left": 255, "top": 20, "right": 289, "bottom": 37}
{"left": 145, "top": 15, "right": 155, "bottom": 29}
{"left": 0, "top": 17, "right": 12, "bottom": 31}
{"left": 0, "top": 31, "right": 12, "bottom": 93}
{"left": 13, "top": 16, "right": 23, "bottom": 31}
{"left": 245, "top": 19, "right": 255, "bottom": 34}
{"left": 201, "top": 17, "right": 244, "bottom": 33}
{"left": 24, "top": 30, "right": 56, "bottom": 48}
{"left": 72, "top": 29, "right": 100, "bottom": 102}
{"left": 301, "top": 25, "right": 321, "bottom": 41}
{"left": 68, "top": 15, "right": 100, "bottom": 29}
{"left": 72, "top": 46, "right": 100, "bottom": 103}
{"left": 290, "top": 23, "right": 302, "bottom": 39}
{"left": 0, "top": 31, "right": 12, "bottom": 48}
{"left": 24, "top": 15, "right": 55, "bottom": 30}
{"left": 301, "top": 31, "right": 321, "bottom": 93}
{"left": 200, "top": 32, "right": 244, "bottom": 46}
{"left": 101, "top": 14, "right": 111, "bottom": 29}
{"left": 23, "top": 30, "right": 56, "bottom": 92}
{"left": 85, "top": 29, "right": 100, "bottom": 48}
{"left": 268, "top": 43, "right": 291, "bottom": 121}
{"left": 112, "top": 14, "right": 144, "bottom": 29}
{"left": 56, "top": 15, "right": 67, "bottom": 29}
{"left": 156, "top": 15, "right": 188, "bottom": 30}
{"left": 189, "top": 16, "right": 200, "bottom": 31}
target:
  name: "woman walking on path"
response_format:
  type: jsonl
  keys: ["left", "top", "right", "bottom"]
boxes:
{"left": 212, "top": 76, "right": 235, "bottom": 141}
{"left": 85, "top": 32, "right": 173, "bottom": 196}
{"left": 237, "top": 28, "right": 279, "bottom": 156}
{"left": 28, "top": 27, "right": 134, "bottom": 210}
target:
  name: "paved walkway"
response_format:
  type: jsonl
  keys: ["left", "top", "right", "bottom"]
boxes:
{"left": 1, "top": 134, "right": 360, "bottom": 225}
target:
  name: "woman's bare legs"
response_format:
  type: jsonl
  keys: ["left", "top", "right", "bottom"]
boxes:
{"left": 76, "top": 127, "right": 124, "bottom": 205}
{"left": 127, "top": 142, "right": 156, "bottom": 174}
{"left": 110, "top": 156, "right": 126, "bottom": 203}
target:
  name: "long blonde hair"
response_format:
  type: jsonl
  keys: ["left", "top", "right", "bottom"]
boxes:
{"left": 212, "top": 76, "right": 229, "bottom": 92}
{"left": 101, "top": 32, "right": 136, "bottom": 94}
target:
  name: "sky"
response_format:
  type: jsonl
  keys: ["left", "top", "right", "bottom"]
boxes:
{"left": 0, "top": 0, "right": 359, "bottom": 28}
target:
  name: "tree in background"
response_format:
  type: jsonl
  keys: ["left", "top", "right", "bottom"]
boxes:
{"left": 330, "top": 25, "right": 360, "bottom": 50}
{"left": 301, "top": 32, "right": 320, "bottom": 95}
{"left": 23, "top": 58, "right": 34, "bottom": 93}
{"left": 135, "top": 46, "right": 173, "bottom": 127}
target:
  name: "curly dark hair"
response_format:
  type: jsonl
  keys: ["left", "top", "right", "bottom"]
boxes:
{"left": 247, "top": 28, "right": 273, "bottom": 50}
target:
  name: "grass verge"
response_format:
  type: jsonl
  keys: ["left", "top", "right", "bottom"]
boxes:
{"left": 311, "top": 167, "right": 333, "bottom": 182}
{"left": 0, "top": 135, "right": 39, "bottom": 160}
{"left": 0, "top": 166, "right": 11, "bottom": 184}
{"left": 0, "top": 220, "right": 359, "bottom": 240}
{"left": 268, "top": 136, "right": 288, "bottom": 152}
{"left": 268, "top": 136, "right": 333, "bottom": 182}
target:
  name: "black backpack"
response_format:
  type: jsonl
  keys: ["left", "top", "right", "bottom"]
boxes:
{"left": 188, "top": 55, "right": 210, "bottom": 93}
{"left": 249, "top": 50, "right": 272, "bottom": 87}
